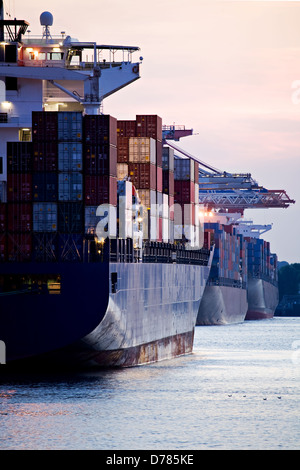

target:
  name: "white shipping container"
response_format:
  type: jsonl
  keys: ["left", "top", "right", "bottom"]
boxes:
{"left": 137, "top": 189, "right": 156, "bottom": 210}
{"left": 118, "top": 180, "right": 132, "bottom": 210}
{"left": 150, "top": 215, "right": 158, "bottom": 241}
{"left": 184, "top": 225, "right": 197, "bottom": 247}
{"left": 183, "top": 205, "right": 194, "bottom": 225}
{"left": 119, "top": 208, "right": 133, "bottom": 239}
{"left": 33, "top": 202, "right": 57, "bottom": 232}
{"left": 129, "top": 137, "right": 156, "bottom": 164}
{"left": 162, "top": 217, "right": 169, "bottom": 242}
{"left": 162, "top": 193, "right": 169, "bottom": 219}
{"left": 174, "top": 224, "right": 183, "bottom": 241}
{"left": 194, "top": 183, "right": 199, "bottom": 204}
{"left": 117, "top": 163, "right": 128, "bottom": 181}
{"left": 156, "top": 191, "right": 163, "bottom": 217}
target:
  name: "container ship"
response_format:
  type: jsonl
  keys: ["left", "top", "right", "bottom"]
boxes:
{"left": 196, "top": 212, "right": 279, "bottom": 325}
{"left": 243, "top": 232, "right": 278, "bottom": 321}
{"left": 196, "top": 220, "right": 248, "bottom": 325}
{"left": 0, "top": 7, "right": 212, "bottom": 367}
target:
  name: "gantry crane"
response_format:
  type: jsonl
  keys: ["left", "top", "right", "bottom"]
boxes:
{"left": 163, "top": 138, "right": 295, "bottom": 213}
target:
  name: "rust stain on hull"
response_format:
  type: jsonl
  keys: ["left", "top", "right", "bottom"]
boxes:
{"left": 84, "top": 330, "right": 195, "bottom": 367}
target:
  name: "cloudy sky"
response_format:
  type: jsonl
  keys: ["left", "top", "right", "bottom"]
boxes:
{"left": 6, "top": 0, "right": 300, "bottom": 262}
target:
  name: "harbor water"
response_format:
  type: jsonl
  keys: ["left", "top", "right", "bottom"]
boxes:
{"left": 0, "top": 317, "right": 299, "bottom": 450}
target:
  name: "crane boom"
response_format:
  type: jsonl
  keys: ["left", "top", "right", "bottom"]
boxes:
{"left": 163, "top": 139, "right": 295, "bottom": 211}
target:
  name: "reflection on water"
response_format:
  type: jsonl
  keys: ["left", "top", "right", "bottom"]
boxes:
{"left": 0, "top": 317, "right": 299, "bottom": 450}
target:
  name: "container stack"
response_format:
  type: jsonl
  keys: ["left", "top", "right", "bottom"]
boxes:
{"left": 57, "top": 112, "right": 84, "bottom": 262}
{"left": 174, "top": 156, "right": 198, "bottom": 245}
{"left": 204, "top": 223, "right": 247, "bottom": 285}
{"left": 237, "top": 233, "right": 248, "bottom": 286}
{"left": 83, "top": 114, "right": 118, "bottom": 241}
{"left": 162, "top": 146, "right": 174, "bottom": 242}
{"left": 116, "top": 115, "right": 167, "bottom": 241}
{"left": 6, "top": 142, "right": 33, "bottom": 261}
{"left": 2, "top": 111, "right": 119, "bottom": 263}
{"left": 246, "top": 237, "right": 277, "bottom": 281}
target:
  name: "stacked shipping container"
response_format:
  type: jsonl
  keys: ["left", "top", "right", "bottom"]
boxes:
{"left": 204, "top": 222, "right": 247, "bottom": 286}
{"left": 173, "top": 156, "right": 200, "bottom": 246}
{"left": 246, "top": 237, "right": 277, "bottom": 282}
{"left": 116, "top": 115, "right": 168, "bottom": 241}
{"left": 1, "top": 111, "right": 118, "bottom": 262}
{"left": 6, "top": 142, "right": 33, "bottom": 261}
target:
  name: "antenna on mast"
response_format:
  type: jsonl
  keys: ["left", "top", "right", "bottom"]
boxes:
{"left": 40, "top": 11, "right": 53, "bottom": 42}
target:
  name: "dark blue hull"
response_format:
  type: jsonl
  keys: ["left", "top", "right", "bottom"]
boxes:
{"left": 0, "top": 258, "right": 211, "bottom": 367}
{"left": 0, "top": 262, "right": 109, "bottom": 362}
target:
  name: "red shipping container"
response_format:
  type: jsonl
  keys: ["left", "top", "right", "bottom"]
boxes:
{"left": 204, "top": 230, "right": 211, "bottom": 249}
{"left": 157, "top": 166, "right": 162, "bottom": 192}
{"left": 174, "top": 180, "right": 194, "bottom": 204}
{"left": 117, "top": 137, "right": 129, "bottom": 163}
{"left": 0, "top": 233, "right": 6, "bottom": 261}
{"left": 7, "top": 233, "right": 32, "bottom": 261}
{"left": 33, "top": 142, "right": 58, "bottom": 172}
{"left": 7, "top": 174, "right": 32, "bottom": 202}
{"left": 117, "top": 120, "right": 137, "bottom": 138}
{"left": 109, "top": 176, "right": 117, "bottom": 207}
{"left": 224, "top": 225, "right": 233, "bottom": 234}
{"left": 156, "top": 141, "right": 162, "bottom": 167}
{"left": 85, "top": 175, "right": 109, "bottom": 206}
{"left": 32, "top": 111, "right": 58, "bottom": 142}
{"left": 136, "top": 115, "right": 162, "bottom": 141}
{"left": 128, "top": 163, "right": 156, "bottom": 190}
{"left": 85, "top": 176, "right": 117, "bottom": 206}
{"left": 8, "top": 203, "right": 32, "bottom": 232}
{"left": 0, "top": 203, "right": 6, "bottom": 232}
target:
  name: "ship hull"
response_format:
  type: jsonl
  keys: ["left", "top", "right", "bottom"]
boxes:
{"left": 246, "top": 277, "right": 279, "bottom": 320}
{"left": 0, "top": 262, "right": 110, "bottom": 363}
{"left": 1, "top": 260, "right": 210, "bottom": 367}
{"left": 60, "top": 262, "right": 210, "bottom": 367}
{"left": 196, "top": 283, "right": 248, "bottom": 325}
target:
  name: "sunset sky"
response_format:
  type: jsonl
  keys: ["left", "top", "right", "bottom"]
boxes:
{"left": 5, "top": 0, "right": 300, "bottom": 262}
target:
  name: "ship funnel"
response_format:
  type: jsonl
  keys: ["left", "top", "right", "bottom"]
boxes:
{"left": 40, "top": 11, "right": 53, "bottom": 42}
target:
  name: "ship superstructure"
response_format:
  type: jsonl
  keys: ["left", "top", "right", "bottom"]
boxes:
{"left": 0, "top": 6, "right": 141, "bottom": 181}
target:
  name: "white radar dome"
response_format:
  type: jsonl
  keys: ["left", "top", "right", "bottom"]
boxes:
{"left": 40, "top": 11, "right": 53, "bottom": 26}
